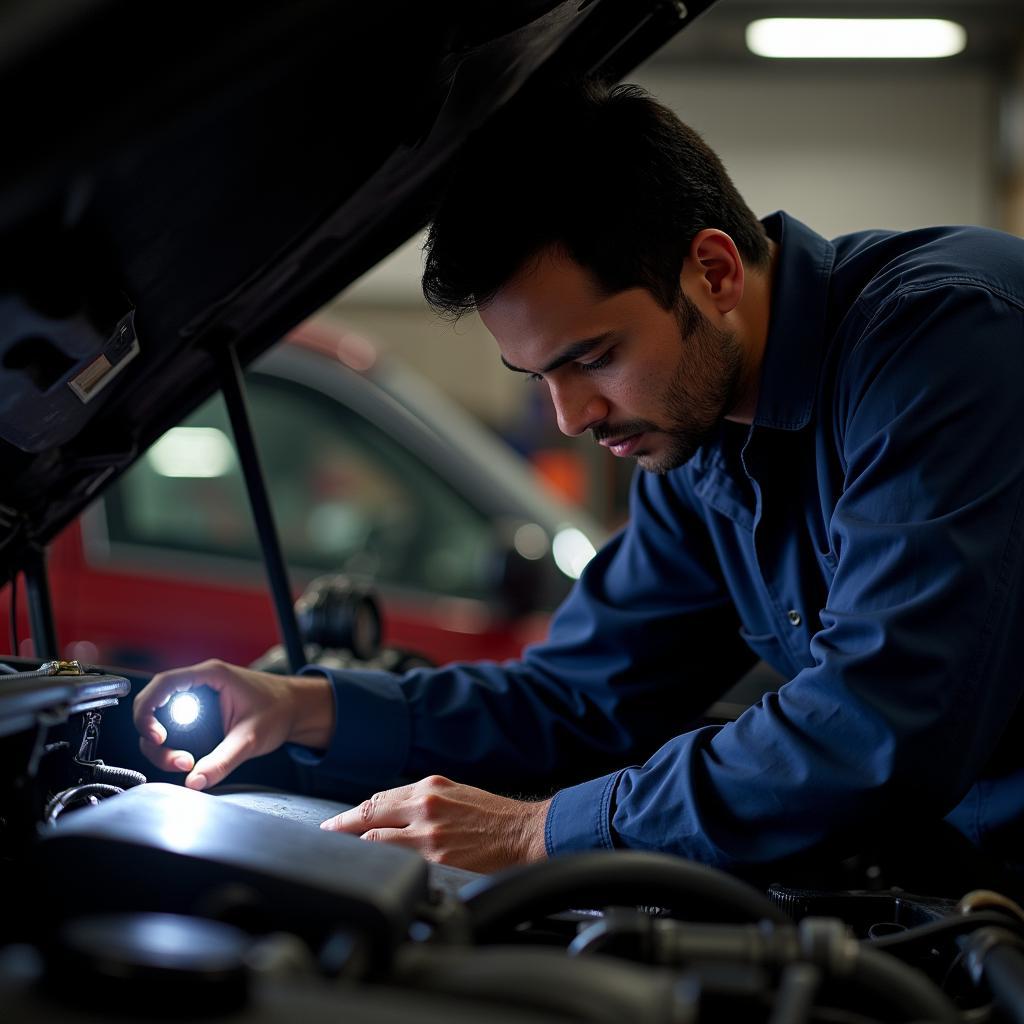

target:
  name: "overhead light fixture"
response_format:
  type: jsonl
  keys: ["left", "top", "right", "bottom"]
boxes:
{"left": 746, "top": 19, "right": 967, "bottom": 59}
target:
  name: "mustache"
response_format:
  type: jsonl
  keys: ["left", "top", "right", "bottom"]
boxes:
{"left": 591, "top": 420, "right": 657, "bottom": 443}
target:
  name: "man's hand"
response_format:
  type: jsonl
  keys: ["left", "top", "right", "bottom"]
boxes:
{"left": 133, "top": 660, "right": 334, "bottom": 791}
{"left": 320, "top": 775, "right": 550, "bottom": 872}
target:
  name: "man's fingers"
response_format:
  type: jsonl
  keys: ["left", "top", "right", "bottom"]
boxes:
{"left": 139, "top": 736, "right": 195, "bottom": 774}
{"left": 186, "top": 728, "right": 254, "bottom": 791}
{"left": 320, "top": 788, "right": 414, "bottom": 834}
{"left": 359, "top": 827, "right": 420, "bottom": 847}
{"left": 318, "top": 818, "right": 419, "bottom": 849}
{"left": 133, "top": 674, "right": 196, "bottom": 742}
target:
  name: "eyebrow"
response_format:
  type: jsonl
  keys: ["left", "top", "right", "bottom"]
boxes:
{"left": 500, "top": 332, "right": 616, "bottom": 376}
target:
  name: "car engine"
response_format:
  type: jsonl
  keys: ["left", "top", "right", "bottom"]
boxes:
{"left": 2, "top": 659, "right": 1023, "bottom": 1024}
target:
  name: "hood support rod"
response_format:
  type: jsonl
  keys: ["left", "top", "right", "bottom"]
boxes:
{"left": 217, "top": 345, "right": 305, "bottom": 674}
{"left": 24, "top": 545, "right": 57, "bottom": 661}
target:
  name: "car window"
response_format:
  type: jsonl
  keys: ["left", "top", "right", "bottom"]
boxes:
{"left": 100, "top": 372, "right": 497, "bottom": 600}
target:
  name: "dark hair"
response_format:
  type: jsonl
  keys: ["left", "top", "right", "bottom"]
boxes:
{"left": 422, "top": 81, "right": 770, "bottom": 319}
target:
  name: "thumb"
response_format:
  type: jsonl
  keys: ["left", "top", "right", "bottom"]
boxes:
{"left": 185, "top": 728, "right": 253, "bottom": 791}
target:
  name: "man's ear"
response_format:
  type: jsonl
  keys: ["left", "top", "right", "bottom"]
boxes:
{"left": 681, "top": 229, "right": 744, "bottom": 315}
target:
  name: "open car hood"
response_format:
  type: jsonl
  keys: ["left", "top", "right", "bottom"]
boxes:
{"left": 0, "top": 0, "right": 712, "bottom": 580}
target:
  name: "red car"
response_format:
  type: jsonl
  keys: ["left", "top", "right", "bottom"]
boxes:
{"left": 1, "top": 319, "right": 601, "bottom": 671}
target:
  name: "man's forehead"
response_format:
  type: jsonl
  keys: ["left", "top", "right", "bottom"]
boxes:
{"left": 479, "top": 250, "right": 612, "bottom": 358}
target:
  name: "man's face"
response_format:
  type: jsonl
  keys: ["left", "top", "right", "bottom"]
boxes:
{"left": 480, "top": 248, "right": 744, "bottom": 474}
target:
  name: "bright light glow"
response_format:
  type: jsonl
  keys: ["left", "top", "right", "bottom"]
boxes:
{"left": 147, "top": 427, "right": 236, "bottom": 478}
{"left": 552, "top": 527, "right": 596, "bottom": 580}
{"left": 168, "top": 691, "right": 201, "bottom": 728}
{"left": 746, "top": 19, "right": 966, "bottom": 59}
{"left": 155, "top": 796, "right": 209, "bottom": 853}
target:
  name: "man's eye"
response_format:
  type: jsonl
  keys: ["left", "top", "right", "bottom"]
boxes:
{"left": 579, "top": 351, "right": 612, "bottom": 373}
{"left": 527, "top": 372, "right": 544, "bottom": 383}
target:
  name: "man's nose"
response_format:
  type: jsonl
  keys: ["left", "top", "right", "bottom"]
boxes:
{"left": 548, "top": 379, "right": 609, "bottom": 437}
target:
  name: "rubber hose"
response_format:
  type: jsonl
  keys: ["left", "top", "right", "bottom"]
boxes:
{"left": 766, "top": 963, "right": 821, "bottom": 1024}
{"left": 980, "top": 943, "right": 1024, "bottom": 1023}
{"left": 44, "top": 783, "right": 124, "bottom": 825}
{"left": 462, "top": 851, "right": 789, "bottom": 944}
{"left": 965, "top": 930, "right": 1024, "bottom": 1024}
{"left": 88, "top": 762, "right": 147, "bottom": 788}
{"left": 851, "top": 945, "right": 959, "bottom": 1024}
{"left": 394, "top": 945, "right": 693, "bottom": 1024}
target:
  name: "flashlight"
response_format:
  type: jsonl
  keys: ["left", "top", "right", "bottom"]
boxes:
{"left": 167, "top": 691, "right": 201, "bottom": 729}
{"left": 155, "top": 686, "right": 223, "bottom": 763}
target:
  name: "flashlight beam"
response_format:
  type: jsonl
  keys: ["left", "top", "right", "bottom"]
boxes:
{"left": 168, "top": 692, "right": 201, "bottom": 728}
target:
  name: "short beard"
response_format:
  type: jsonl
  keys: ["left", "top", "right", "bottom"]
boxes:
{"left": 639, "top": 294, "right": 743, "bottom": 474}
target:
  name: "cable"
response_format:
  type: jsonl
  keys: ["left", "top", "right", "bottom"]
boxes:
{"left": 0, "top": 662, "right": 104, "bottom": 681}
{"left": 43, "top": 783, "right": 123, "bottom": 825}
{"left": 869, "top": 910, "right": 1024, "bottom": 957}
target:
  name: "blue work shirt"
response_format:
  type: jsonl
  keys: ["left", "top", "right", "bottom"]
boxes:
{"left": 295, "top": 212, "right": 1024, "bottom": 869}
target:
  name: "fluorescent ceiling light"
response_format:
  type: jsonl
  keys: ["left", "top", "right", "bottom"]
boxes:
{"left": 746, "top": 19, "right": 967, "bottom": 59}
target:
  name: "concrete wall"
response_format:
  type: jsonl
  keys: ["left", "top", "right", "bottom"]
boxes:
{"left": 635, "top": 66, "right": 998, "bottom": 237}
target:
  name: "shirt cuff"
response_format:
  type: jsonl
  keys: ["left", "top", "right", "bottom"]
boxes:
{"left": 287, "top": 665, "right": 411, "bottom": 787}
{"left": 544, "top": 769, "right": 625, "bottom": 856}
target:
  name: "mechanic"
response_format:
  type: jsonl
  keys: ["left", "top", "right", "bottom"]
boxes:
{"left": 135, "top": 82, "right": 1024, "bottom": 877}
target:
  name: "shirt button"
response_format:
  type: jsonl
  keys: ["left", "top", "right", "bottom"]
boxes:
{"left": 787, "top": 609, "right": 802, "bottom": 627}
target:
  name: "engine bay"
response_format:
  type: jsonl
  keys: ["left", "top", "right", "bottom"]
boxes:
{"left": 3, "top": 662, "right": 1023, "bottom": 1024}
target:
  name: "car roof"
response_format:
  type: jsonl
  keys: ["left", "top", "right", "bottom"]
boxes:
{"left": 0, "top": 0, "right": 712, "bottom": 579}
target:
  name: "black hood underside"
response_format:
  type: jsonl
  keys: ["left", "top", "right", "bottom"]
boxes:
{"left": 0, "top": 0, "right": 711, "bottom": 580}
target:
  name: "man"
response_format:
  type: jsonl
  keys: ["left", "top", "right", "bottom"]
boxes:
{"left": 135, "top": 83, "right": 1024, "bottom": 877}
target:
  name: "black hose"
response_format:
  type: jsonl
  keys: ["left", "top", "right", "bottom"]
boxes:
{"left": 963, "top": 927, "right": 1024, "bottom": 1024}
{"left": 767, "top": 963, "right": 821, "bottom": 1024}
{"left": 87, "top": 761, "right": 147, "bottom": 788}
{"left": 394, "top": 945, "right": 693, "bottom": 1024}
{"left": 461, "top": 851, "right": 789, "bottom": 942}
{"left": 569, "top": 912, "right": 958, "bottom": 1023}
{"left": 851, "top": 944, "right": 960, "bottom": 1024}
{"left": 978, "top": 943, "right": 1024, "bottom": 1023}
{"left": 43, "top": 783, "right": 123, "bottom": 825}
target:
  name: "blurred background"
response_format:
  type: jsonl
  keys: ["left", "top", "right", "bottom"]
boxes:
{"left": 322, "top": 0, "right": 1024, "bottom": 528}
{"left": 15, "top": 0, "right": 1024, "bottom": 670}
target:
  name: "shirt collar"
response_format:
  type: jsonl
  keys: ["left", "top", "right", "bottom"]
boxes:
{"left": 752, "top": 212, "right": 836, "bottom": 432}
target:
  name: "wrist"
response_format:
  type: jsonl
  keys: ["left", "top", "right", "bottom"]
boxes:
{"left": 286, "top": 672, "right": 335, "bottom": 749}
{"left": 520, "top": 798, "right": 551, "bottom": 862}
